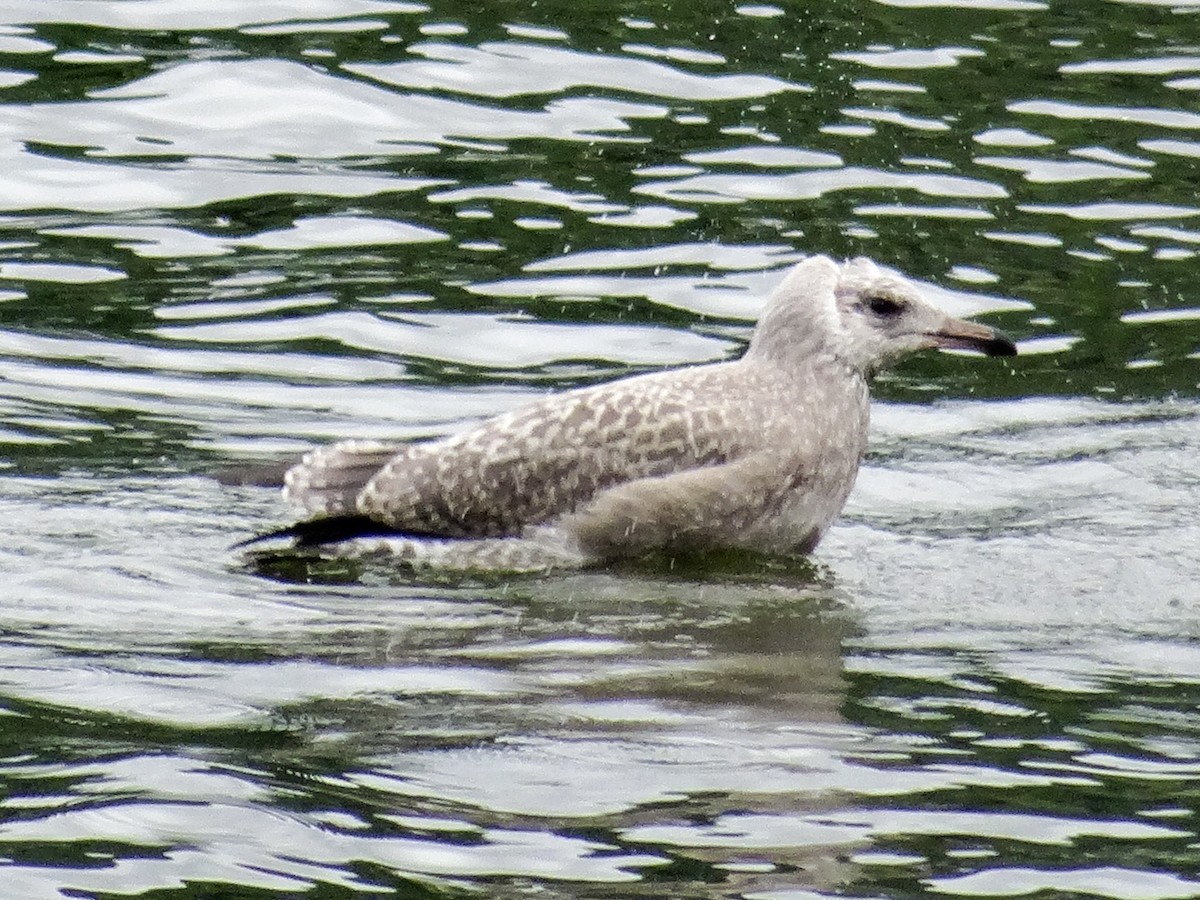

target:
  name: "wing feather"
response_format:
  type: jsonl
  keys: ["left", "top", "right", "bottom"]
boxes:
{"left": 281, "top": 362, "right": 773, "bottom": 539}
{"left": 283, "top": 440, "right": 408, "bottom": 517}
{"left": 356, "top": 364, "right": 758, "bottom": 537}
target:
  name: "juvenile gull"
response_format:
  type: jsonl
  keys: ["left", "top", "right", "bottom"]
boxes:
{"left": 245, "top": 256, "right": 1016, "bottom": 570}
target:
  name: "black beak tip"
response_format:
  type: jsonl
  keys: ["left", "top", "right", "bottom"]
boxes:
{"left": 984, "top": 332, "right": 1019, "bottom": 357}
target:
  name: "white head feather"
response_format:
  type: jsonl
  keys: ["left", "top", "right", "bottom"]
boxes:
{"left": 747, "top": 255, "right": 1014, "bottom": 375}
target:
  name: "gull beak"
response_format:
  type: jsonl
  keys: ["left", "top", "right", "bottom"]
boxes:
{"left": 929, "top": 316, "right": 1018, "bottom": 357}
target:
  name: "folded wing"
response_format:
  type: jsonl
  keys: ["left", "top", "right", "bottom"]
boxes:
{"left": 282, "top": 366, "right": 753, "bottom": 539}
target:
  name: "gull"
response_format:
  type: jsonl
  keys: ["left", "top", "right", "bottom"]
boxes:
{"left": 242, "top": 255, "right": 1016, "bottom": 570}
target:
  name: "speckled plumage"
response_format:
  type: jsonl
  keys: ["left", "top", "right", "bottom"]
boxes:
{"left": 262, "top": 255, "right": 1015, "bottom": 570}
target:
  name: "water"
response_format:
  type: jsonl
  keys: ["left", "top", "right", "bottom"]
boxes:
{"left": 1, "top": 0, "right": 1199, "bottom": 896}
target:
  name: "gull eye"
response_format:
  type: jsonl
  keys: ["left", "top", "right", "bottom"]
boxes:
{"left": 866, "top": 295, "right": 904, "bottom": 317}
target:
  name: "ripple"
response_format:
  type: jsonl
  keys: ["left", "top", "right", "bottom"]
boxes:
{"left": 0, "top": 32, "right": 53, "bottom": 53}
{"left": 621, "top": 43, "right": 727, "bottom": 65}
{"left": 625, "top": 808, "right": 1184, "bottom": 851}
{"left": 1140, "top": 138, "right": 1200, "bottom": 159}
{"left": 844, "top": 107, "right": 952, "bottom": 131}
{"left": 1061, "top": 56, "right": 1200, "bottom": 76}
{"left": 1121, "top": 306, "right": 1200, "bottom": 325}
{"left": 523, "top": 241, "right": 796, "bottom": 272}
{"left": 854, "top": 78, "right": 928, "bottom": 93}
{"left": 0, "top": 797, "right": 666, "bottom": 891}
{"left": 874, "top": 0, "right": 1047, "bottom": 7}
{"left": 347, "top": 40, "right": 811, "bottom": 100}
{"left": 504, "top": 23, "right": 569, "bottom": 41}
{"left": 1074, "top": 146, "right": 1154, "bottom": 168}
{"left": 429, "top": 179, "right": 624, "bottom": 213}
{"left": 974, "top": 127, "right": 1055, "bottom": 147}
{"left": 927, "top": 866, "right": 1200, "bottom": 899}
{"left": 977, "top": 155, "right": 1152, "bottom": 183}
{"left": 3, "top": 58, "right": 666, "bottom": 163}
{"left": 832, "top": 46, "right": 986, "bottom": 69}
{"left": 469, "top": 269, "right": 774, "bottom": 319}
{"left": 0, "top": 143, "right": 437, "bottom": 213}
{"left": 589, "top": 204, "right": 698, "bottom": 227}
{"left": 1020, "top": 202, "right": 1200, "bottom": 220}
{"left": 152, "top": 309, "right": 735, "bottom": 369}
{"left": 736, "top": 3, "right": 785, "bottom": 16}
{"left": 46, "top": 216, "right": 447, "bottom": 258}
{"left": 1011, "top": 99, "right": 1200, "bottom": 130}
{"left": 1129, "top": 224, "right": 1200, "bottom": 244}
{"left": 0, "top": 69, "right": 35, "bottom": 87}
{"left": 0, "top": 261, "right": 126, "bottom": 283}
{"left": 855, "top": 204, "right": 993, "bottom": 219}
{"left": 831, "top": 399, "right": 1200, "bottom": 634}
{"left": 0, "top": 331, "right": 549, "bottom": 447}
{"left": 241, "top": 17, "right": 392, "bottom": 35}
{"left": 0, "top": 0, "right": 427, "bottom": 29}
{"left": 634, "top": 167, "right": 1008, "bottom": 204}
{"left": 349, "top": 731, "right": 880, "bottom": 819}
{"left": 685, "top": 146, "right": 843, "bottom": 168}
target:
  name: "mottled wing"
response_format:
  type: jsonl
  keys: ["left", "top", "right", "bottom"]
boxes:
{"left": 559, "top": 450, "right": 809, "bottom": 556}
{"left": 355, "top": 365, "right": 750, "bottom": 537}
{"left": 283, "top": 440, "right": 409, "bottom": 517}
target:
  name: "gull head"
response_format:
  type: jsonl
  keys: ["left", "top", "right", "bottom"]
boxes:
{"left": 748, "top": 255, "right": 1017, "bottom": 376}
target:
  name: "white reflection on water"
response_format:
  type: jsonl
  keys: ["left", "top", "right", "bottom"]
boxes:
{"left": 634, "top": 167, "right": 1009, "bottom": 204}
{"left": 348, "top": 40, "right": 810, "bottom": 100}
{"left": 2, "top": 0, "right": 1200, "bottom": 896}
{"left": 0, "top": 0, "right": 426, "bottom": 30}
{"left": 152, "top": 309, "right": 734, "bottom": 368}
{"left": 0, "top": 142, "right": 438, "bottom": 212}
{"left": 45, "top": 216, "right": 447, "bottom": 258}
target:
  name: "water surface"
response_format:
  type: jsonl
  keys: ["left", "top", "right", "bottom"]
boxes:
{"left": 1, "top": 0, "right": 1199, "bottom": 897}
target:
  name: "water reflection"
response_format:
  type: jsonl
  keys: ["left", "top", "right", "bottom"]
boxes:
{"left": 2, "top": 0, "right": 1200, "bottom": 896}
{"left": 348, "top": 40, "right": 810, "bottom": 100}
{"left": 4, "top": 494, "right": 1200, "bottom": 897}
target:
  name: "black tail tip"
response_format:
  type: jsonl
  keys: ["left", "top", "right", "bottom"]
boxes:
{"left": 233, "top": 515, "right": 406, "bottom": 551}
